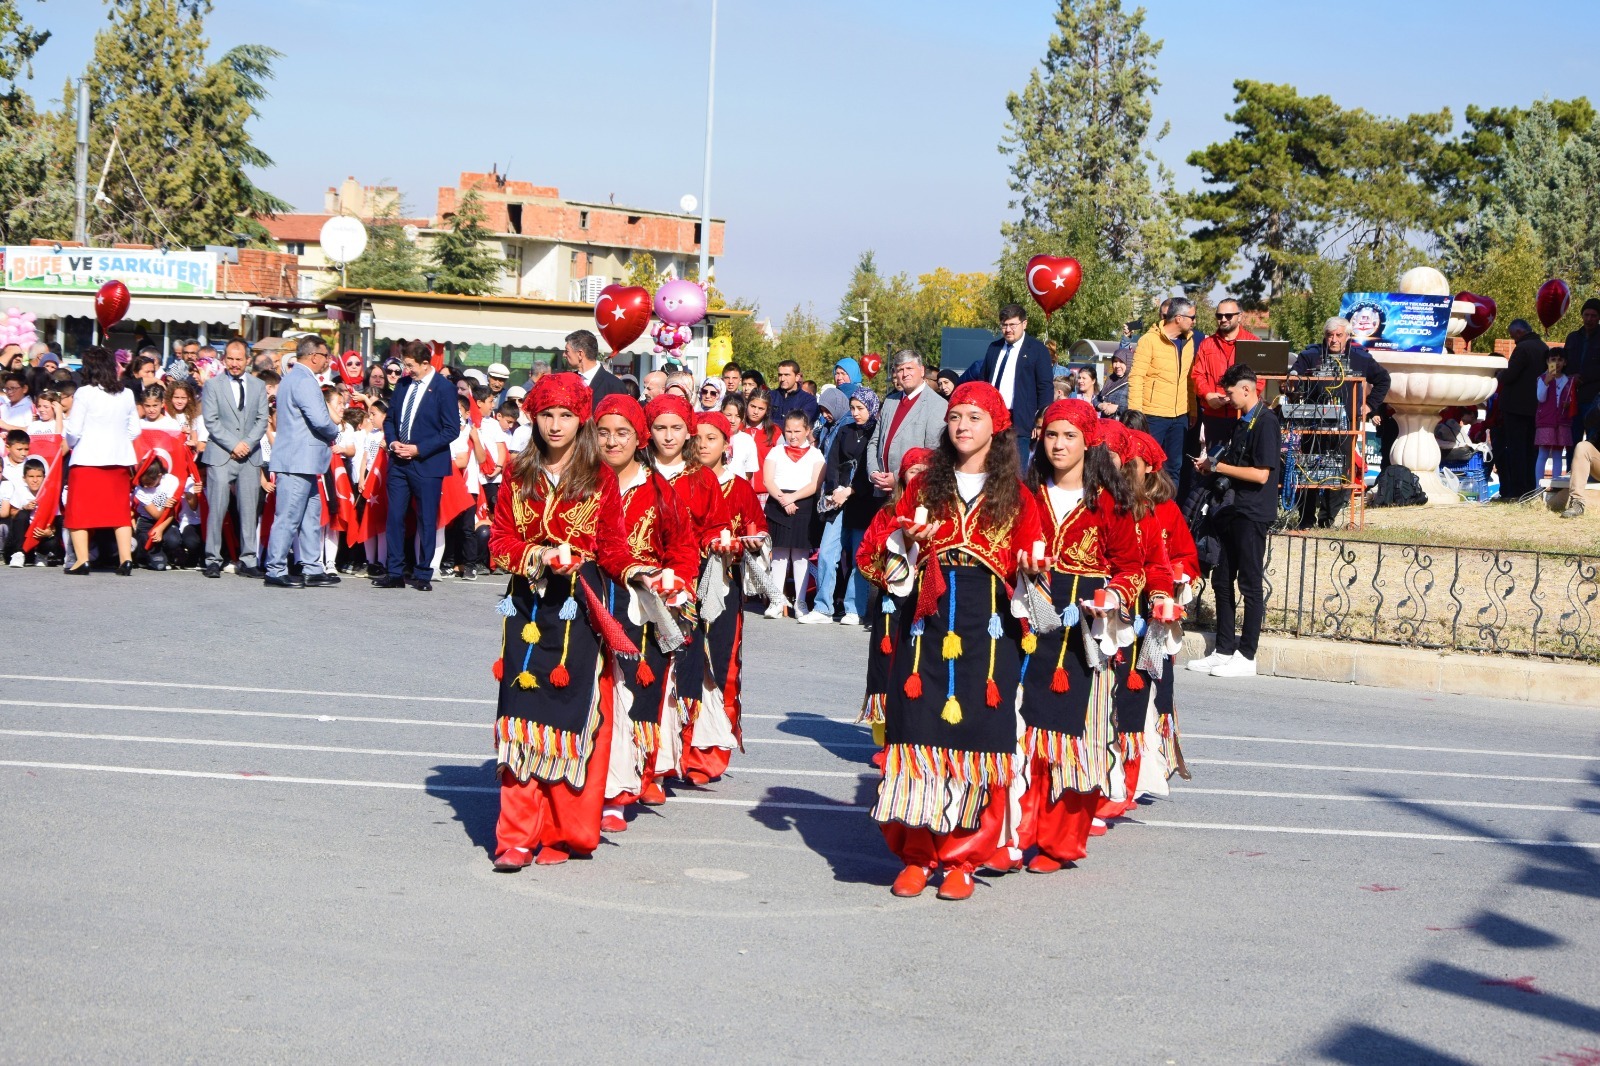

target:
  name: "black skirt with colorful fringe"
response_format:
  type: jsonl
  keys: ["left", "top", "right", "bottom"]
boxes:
{"left": 859, "top": 587, "right": 910, "bottom": 724}
{"left": 600, "top": 575, "right": 673, "bottom": 753}
{"left": 492, "top": 563, "right": 605, "bottom": 787}
{"left": 700, "top": 568, "right": 745, "bottom": 741}
{"left": 1019, "top": 570, "right": 1115, "bottom": 798}
{"left": 873, "top": 562, "right": 1022, "bottom": 831}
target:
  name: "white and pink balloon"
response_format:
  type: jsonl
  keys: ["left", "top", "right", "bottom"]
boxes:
{"left": 0, "top": 307, "right": 39, "bottom": 349}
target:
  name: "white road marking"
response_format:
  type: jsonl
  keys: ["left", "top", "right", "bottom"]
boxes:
{"left": 0, "top": 674, "right": 495, "bottom": 705}
{"left": 0, "top": 729, "right": 484, "bottom": 760}
{"left": 1173, "top": 787, "right": 1590, "bottom": 815}
{"left": 1184, "top": 733, "right": 1600, "bottom": 762}
{"left": 6, "top": 759, "right": 1598, "bottom": 849}
{"left": 1190, "top": 757, "right": 1589, "bottom": 786}
{"left": 0, "top": 699, "right": 483, "bottom": 729}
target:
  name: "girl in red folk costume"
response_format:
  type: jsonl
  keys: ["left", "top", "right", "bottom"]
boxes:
{"left": 682, "top": 411, "right": 766, "bottom": 784}
{"left": 487, "top": 373, "right": 645, "bottom": 871}
{"left": 592, "top": 393, "right": 699, "bottom": 835}
{"left": 989, "top": 400, "right": 1144, "bottom": 874}
{"left": 1100, "top": 428, "right": 1196, "bottom": 824}
{"left": 854, "top": 447, "right": 936, "bottom": 750}
{"left": 641, "top": 393, "right": 732, "bottom": 802}
{"left": 875, "top": 382, "right": 1043, "bottom": 902}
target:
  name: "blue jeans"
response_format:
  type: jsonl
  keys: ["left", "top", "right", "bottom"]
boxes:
{"left": 264, "top": 472, "right": 324, "bottom": 579}
{"left": 813, "top": 514, "right": 868, "bottom": 617}
{"left": 1145, "top": 414, "right": 1189, "bottom": 486}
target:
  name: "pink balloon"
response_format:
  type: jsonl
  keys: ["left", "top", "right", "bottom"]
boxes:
{"left": 653, "top": 279, "right": 708, "bottom": 328}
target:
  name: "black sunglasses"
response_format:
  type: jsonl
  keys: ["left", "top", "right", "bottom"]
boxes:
{"left": 1217, "top": 312, "right": 1241, "bottom": 320}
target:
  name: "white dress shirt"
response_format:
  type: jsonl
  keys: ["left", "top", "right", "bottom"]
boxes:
{"left": 991, "top": 341, "right": 1020, "bottom": 409}
{"left": 64, "top": 385, "right": 141, "bottom": 467}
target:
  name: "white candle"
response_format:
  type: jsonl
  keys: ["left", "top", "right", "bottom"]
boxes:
{"left": 1032, "top": 539, "right": 1046, "bottom": 564}
{"left": 913, "top": 506, "right": 929, "bottom": 525}
{"left": 720, "top": 528, "right": 732, "bottom": 549}
{"left": 557, "top": 543, "right": 571, "bottom": 567}
{"left": 661, "top": 567, "right": 675, "bottom": 587}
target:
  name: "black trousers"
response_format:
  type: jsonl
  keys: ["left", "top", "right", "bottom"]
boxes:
{"left": 1497, "top": 412, "right": 1537, "bottom": 501}
{"left": 1213, "top": 512, "right": 1267, "bottom": 660}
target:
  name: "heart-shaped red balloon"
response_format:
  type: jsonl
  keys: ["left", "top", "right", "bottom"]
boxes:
{"left": 595, "top": 284, "right": 651, "bottom": 355}
{"left": 1455, "top": 291, "right": 1497, "bottom": 345}
{"left": 861, "top": 351, "right": 883, "bottom": 377}
{"left": 1536, "top": 279, "right": 1570, "bottom": 332}
{"left": 95, "top": 280, "right": 130, "bottom": 331}
{"left": 1024, "top": 255, "right": 1082, "bottom": 319}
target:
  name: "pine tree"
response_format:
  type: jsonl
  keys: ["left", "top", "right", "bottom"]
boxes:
{"left": 1000, "top": 0, "right": 1172, "bottom": 291}
{"left": 341, "top": 200, "right": 425, "bottom": 293}
{"left": 81, "top": 1, "right": 288, "bottom": 247}
{"left": 0, "top": 0, "right": 49, "bottom": 124}
{"left": 429, "top": 189, "right": 503, "bottom": 295}
{"left": 0, "top": 4, "right": 69, "bottom": 243}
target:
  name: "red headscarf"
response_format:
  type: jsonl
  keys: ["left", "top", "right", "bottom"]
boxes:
{"left": 524, "top": 371, "right": 592, "bottom": 422}
{"left": 1130, "top": 429, "right": 1167, "bottom": 470}
{"left": 337, "top": 350, "right": 364, "bottom": 387}
{"left": 595, "top": 393, "right": 647, "bottom": 440}
{"left": 1098, "top": 418, "right": 1134, "bottom": 463}
{"left": 947, "top": 381, "right": 1011, "bottom": 434}
{"left": 1041, "top": 399, "right": 1101, "bottom": 446}
{"left": 644, "top": 393, "right": 695, "bottom": 432}
{"left": 696, "top": 411, "right": 733, "bottom": 441}
{"left": 899, "top": 446, "right": 936, "bottom": 482}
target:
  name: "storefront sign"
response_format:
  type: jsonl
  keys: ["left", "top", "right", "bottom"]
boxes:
{"left": 1339, "top": 291, "right": 1451, "bottom": 354}
{"left": 3, "top": 246, "right": 218, "bottom": 297}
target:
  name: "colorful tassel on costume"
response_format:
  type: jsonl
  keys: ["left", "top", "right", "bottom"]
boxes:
{"left": 904, "top": 619, "right": 926, "bottom": 698}
{"left": 550, "top": 664, "right": 570, "bottom": 687}
{"left": 985, "top": 677, "right": 1001, "bottom": 708}
{"left": 941, "top": 583, "right": 961, "bottom": 659}
{"left": 558, "top": 595, "right": 579, "bottom": 621}
{"left": 1134, "top": 616, "right": 1147, "bottom": 637}
{"left": 1051, "top": 667, "right": 1070, "bottom": 693}
{"left": 491, "top": 658, "right": 504, "bottom": 681}
{"left": 880, "top": 634, "right": 893, "bottom": 655}
{"left": 987, "top": 613, "right": 1003, "bottom": 640}
{"left": 495, "top": 595, "right": 517, "bottom": 617}
{"left": 521, "top": 621, "right": 541, "bottom": 645}
{"left": 1128, "top": 670, "right": 1146, "bottom": 691}
{"left": 1021, "top": 630, "right": 1037, "bottom": 656}
{"left": 516, "top": 670, "right": 538, "bottom": 690}
{"left": 636, "top": 658, "right": 656, "bottom": 686}
{"left": 551, "top": 616, "right": 575, "bottom": 687}
{"left": 941, "top": 695, "right": 963, "bottom": 724}
{"left": 904, "top": 673, "right": 923, "bottom": 699}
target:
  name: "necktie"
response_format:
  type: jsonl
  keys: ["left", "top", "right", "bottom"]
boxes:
{"left": 401, "top": 379, "right": 423, "bottom": 440}
{"left": 992, "top": 344, "right": 1012, "bottom": 390}
{"left": 234, "top": 375, "right": 245, "bottom": 411}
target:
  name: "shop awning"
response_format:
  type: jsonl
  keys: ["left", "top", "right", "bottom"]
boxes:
{"left": 0, "top": 291, "right": 250, "bottom": 325}
{"left": 365, "top": 298, "right": 572, "bottom": 349}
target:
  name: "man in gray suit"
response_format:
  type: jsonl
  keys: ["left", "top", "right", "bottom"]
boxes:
{"left": 867, "top": 349, "right": 949, "bottom": 497}
{"left": 263, "top": 336, "right": 340, "bottom": 589}
{"left": 199, "top": 338, "right": 270, "bottom": 579}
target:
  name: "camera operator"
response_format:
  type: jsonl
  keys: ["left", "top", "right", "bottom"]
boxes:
{"left": 1187, "top": 364, "right": 1281, "bottom": 678}
{"left": 1288, "top": 317, "right": 1391, "bottom": 528}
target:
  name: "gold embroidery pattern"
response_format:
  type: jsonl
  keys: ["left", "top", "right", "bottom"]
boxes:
{"left": 627, "top": 509, "right": 657, "bottom": 561}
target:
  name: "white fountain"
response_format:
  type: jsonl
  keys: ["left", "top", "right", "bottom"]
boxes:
{"left": 1370, "top": 267, "right": 1507, "bottom": 504}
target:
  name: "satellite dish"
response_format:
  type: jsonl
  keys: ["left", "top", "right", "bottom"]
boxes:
{"left": 679, "top": 194, "right": 698, "bottom": 215}
{"left": 320, "top": 216, "right": 369, "bottom": 264}
{"left": 402, "top": 224, "right": 420, "bottom": 243}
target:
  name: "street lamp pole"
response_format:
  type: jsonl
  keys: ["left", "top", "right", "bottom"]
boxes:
{"left": 847, "top": 298, "right": 870, "bottom": 356}
{"left": 697, "top": 0, "right": 717, "bottom": 287}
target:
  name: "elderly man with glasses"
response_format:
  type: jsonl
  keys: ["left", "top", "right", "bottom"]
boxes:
{"left": 1191, "top": 297, "right": 1259, "bottom": 458}
{"left": 1129, "top": 297, "right": 1200, "bottom": 484}
{"left": 1289, "top": 316, "right": 1392, "bottom": 528}
{"left": 866, "top": 349, "right": 947, "bottom": 498}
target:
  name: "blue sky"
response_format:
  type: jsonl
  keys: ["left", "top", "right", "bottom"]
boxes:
{"left": 26, "top": 0, "right": 1596, "bottom": 319}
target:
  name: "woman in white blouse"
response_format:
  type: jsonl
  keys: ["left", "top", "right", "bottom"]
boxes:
{"left": 62, "top": 346, "right": 142, "bottom": 575}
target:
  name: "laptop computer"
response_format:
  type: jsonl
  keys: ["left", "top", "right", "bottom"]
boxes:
{"left": 1233, "top": 339, "right": 1293, "bottom": 401}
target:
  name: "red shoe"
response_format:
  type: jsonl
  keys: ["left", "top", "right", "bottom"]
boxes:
{"left": 1026, "top": 854, "right": 1064, "bottom": 874}
{"left": 535, "top": 846, "right": 570, "bottom": 866}
{"left": 890, "top": 865, "right": 929, "bottom": 897}
{"left": 1094, "top": 796, "right": 1123, "bottom": 820}
{"left": 685, "top": 770, "right": 712, "bottom": 786}
{"left": 601, "top": 808, "right": 627, "bottom": 833}
{"left": 640, "top": 782, "right": 667, "bottom": 806}
{"left": 937, "top": 868, "right": 975, "bottom": 901}
{"left": 1088, "top": 817, "right": 1108, "bottom": 837}
{"left": 978, "top": 847, "right": 1021, "bottom": 875}
{"left": 492, "top": 847, "right": 532, "bottom": 872}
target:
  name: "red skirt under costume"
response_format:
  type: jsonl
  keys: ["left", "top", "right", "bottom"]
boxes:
{"left": 64, "top": 465, "right": 133, "bottom": 529}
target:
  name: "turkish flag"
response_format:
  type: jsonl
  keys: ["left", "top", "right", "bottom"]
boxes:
{"left": 22, "top": 434, "right": 64, "bottom": 552}
{"left": 133, "top": 429, "right": 195, "bottom": 549}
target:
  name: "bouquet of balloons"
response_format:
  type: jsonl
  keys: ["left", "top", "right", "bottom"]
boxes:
{"left": 1, "top": 306, "right": 39, "bottom": 349}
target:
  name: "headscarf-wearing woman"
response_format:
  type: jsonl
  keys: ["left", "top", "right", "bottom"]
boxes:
{"left": 592, "top": 393, "right": 699, "bottom": 834}
{"left": 854, "top": 446, "right": 936, "bottom": 745}
{"left": 486, "top": 373, "right": 644, "bottom": 870}
{"left": 1105, "top": 429, "right": 1197, "bottom": 822}
{"left": 818, "top": 385, "right": 882, "bottom": 621}
{"left": 874, "top": 382, "right": 1043, "bottom": 902}
{"left": 680, "top": 410, "right": 767, "bottom": 784}
{"left": 696, "top": 376, "right": 726, "bottom": 414}
{"left": 642, "top": 392, "right": 732, "bottom": 800}
{"left": 62, "top": 346, "right": 142, "bottom": 575}
{"left": 986, "top": 400, "right": 1144, "bottom": 874}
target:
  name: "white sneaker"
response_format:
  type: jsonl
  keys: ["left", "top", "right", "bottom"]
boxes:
{"left": 839, "top": 613, "right": 861, "bottom": 627}
{"left": 763, "top": 604, "right": 784, "bottom": 619}
{"left": 7, "top": 552, "right": 22, "bottom": 568}
{"left": 1186, "top": 650, "right": 1228, "bottom": 673}
{"left": 797, "top": 611, "right": 833, "bottom": 625}
{"left": 1210, "top": 652, "right": 1258, "bottom": 678}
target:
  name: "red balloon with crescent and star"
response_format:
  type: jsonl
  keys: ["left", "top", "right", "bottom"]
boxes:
{"left": 1455, "top": 291, "right": 1496, "bottom": 346}
{"left": 594, "top": 284, "right": 651, "bottom": 355}
{"left": 1025, "top": 255, "right": 1082, "bottom": 319}
{"left": 95, "top": 280, "right": 130, "bottom": 331}
{"left": 861, "top": 352, "right": 883, "bottom": 377}
{"left": 1536, "top": 279, "right": 1570, "bottom": 333}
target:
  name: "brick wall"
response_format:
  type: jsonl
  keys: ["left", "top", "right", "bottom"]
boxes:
{"left": 220, "top": 248, "right": 298, "bottom": 299}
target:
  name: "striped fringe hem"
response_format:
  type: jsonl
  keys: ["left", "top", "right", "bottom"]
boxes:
{"left": 857, "top": 693, "right": 887, "bottom": 725}
{"left": 676, "top": 696, "right": 700, "bottom": 728}
{"left": 881, "top": 743, "right": 1013, "bottom": 786}
{"left": 1120, "top": 732, "right": 1145, "bottom": 760}
{"left": 1025, "top": 726, "right": 1104, "bottom": 799}
{"left": 871, "top": 770, "right": 998, "bottom": 833}
{"left": 631, "top": 720, "right": 661, "bottom": 777}
{"left": 495, "top": 703, "right": 601, "bottom": 789}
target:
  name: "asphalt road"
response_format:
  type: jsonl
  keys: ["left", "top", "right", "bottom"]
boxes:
{"left": 2, "top": 570, "right": 1598, "bottom": 1064}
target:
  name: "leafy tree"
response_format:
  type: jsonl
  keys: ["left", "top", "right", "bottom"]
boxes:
{"left": 623, "top": 251, "right": 659, "bottom": 297}
{"left": 341, "top": 199, "right": 425, "bottom": 293}
{"left": 913, "top": 268, "right": 990, "bottom": 331}
{"left": 0, "top": 0, "right": 49, "bottom": 123}
{"left": 1000, "top": 0, "right": 1172, "bottom": 291}
{"left": 429, "top": 188, "right": 503, "bottom": 295}
{"left": 988, "top": 207, "right": 1136, "bottom": 352}
{"left": 0, "top": 113, "right": 73, "bottom": 243}
{"left": 770, "top": 304, "right": 832, "bottom": 386}
{"left": 81, "top": 1, "right": 288, "bottom": 247}
{"left": 1429, "top": 98, "right": 1595, "bottom": 234}
{"left": 1264, "top": 255, "right": 1345, "bottom": 354}
{"left": 713, "top": 297, "right": 774, "bottom": 377}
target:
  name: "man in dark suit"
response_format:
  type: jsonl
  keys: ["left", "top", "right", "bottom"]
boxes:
{"left": 1496, "top": 319, "right": 1547, "bottom": 501}
{"left": 959, "top": 302, "right": 1055, "bottom": 462}
{"left": 564, "top": 329, "right": 627, "bottom": 404}
{"left": 376, "top": 340, "right": 460, "bottom": 591}
{"left": 1290, "top": 316, "right": 1392, "bottom": 528}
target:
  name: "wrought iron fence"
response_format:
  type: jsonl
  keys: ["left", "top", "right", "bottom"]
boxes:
{"left": 1221, "top": 536, "right": 1600, "bottom": 662}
